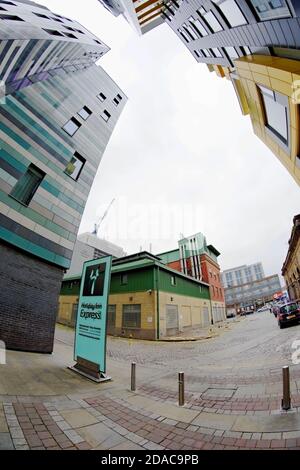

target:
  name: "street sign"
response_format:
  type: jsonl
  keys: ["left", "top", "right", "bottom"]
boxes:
{"left": 71, "top": 256, "right": 112, "bottom": 382}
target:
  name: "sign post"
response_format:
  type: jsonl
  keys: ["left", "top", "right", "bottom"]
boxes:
{"left": 69, "top": 256, "right": 112, "bottom": 383}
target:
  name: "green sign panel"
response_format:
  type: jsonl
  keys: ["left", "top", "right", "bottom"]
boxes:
{"left": 74, "top": 256, "right": 112, "bottom": 373}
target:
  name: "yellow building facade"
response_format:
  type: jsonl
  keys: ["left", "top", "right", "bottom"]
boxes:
{"left": 213, "top": 55, "right": 300, "bottom": 186}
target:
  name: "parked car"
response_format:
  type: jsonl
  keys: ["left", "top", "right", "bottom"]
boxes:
{"left": 226, "top": 309, "right": 236, "bottom": 318}
{"left": 277, "top": 302, "right": 300, "bottom": 329}
{"left": 257, "top": 305, "right": 271, "bottom": 313}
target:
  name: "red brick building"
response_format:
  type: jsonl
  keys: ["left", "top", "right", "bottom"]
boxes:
{"left": 157, "top": 233, "right": 226, "bottom": 323}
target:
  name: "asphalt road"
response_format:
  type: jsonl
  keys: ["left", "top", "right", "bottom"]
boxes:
{"left": 55, "top": 311, "right": 300, "bottom": 377}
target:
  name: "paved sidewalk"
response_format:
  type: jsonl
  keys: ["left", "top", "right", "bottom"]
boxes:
{"left": 0, "top": 317, "right": 300, "bottom": 450}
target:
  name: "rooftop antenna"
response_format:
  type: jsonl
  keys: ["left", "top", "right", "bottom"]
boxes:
{"left": 92, "top": 198, "right": 116, "bottom": 237}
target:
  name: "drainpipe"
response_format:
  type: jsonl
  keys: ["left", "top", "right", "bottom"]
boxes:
{"left": 155, "top": 266, "right": 160, "bottom": 340}
{"left": 209, "top": 287, "right": 214, "bottom": 325}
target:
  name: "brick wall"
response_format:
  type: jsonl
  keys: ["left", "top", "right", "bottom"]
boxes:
{"left": 0, "top": 241, "right": 64, "bottom": 353}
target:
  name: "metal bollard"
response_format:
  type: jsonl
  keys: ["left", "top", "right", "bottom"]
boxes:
{"left": 131, "top": 362, "right": 136, "bottom": 392}
{"left": 178, "top": 372, "right": 185, "bottom": 406}
{"left": 282, "top": 366, "right": 291, "bottom": 410}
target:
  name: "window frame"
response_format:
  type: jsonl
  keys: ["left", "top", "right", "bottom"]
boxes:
{"left": 77, "top": 106, "right": 92, "bottom": 121}
{"left": 258, "top": 84, "right": 290, "bottom": 150}
{"left": 10, "top": 163, "right": 45, "bottom": 207}
{"left": 249, "top": 0, "right": 292, "bottom": 21}
{"left": 120, "top": 274, "right": 128, "bottom": 285}
{"left": 64, "top": 151, "right": 86, "bottom": 181}
{"left": 211, "top": 0, "right": 248, "bottom": 27}
{"left": 101, "top": 110, "right": 111, "bottom": 122}
{"left": 62, "top": 117, "right": 82, "bottom": 137}
{"left": 122, "top": 304, "right": 141, "bottom": 329}
{"left": 97, "top": 92, "right": 106, "bottom": 102}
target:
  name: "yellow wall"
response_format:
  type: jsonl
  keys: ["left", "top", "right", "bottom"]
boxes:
{"left": 58, "top": 290, "right": 224, "bottom": 339}
{"left": 58, "top": 295, "right": 78, "bottom": 325}
{"left": 158, "top": 291, "right": 213, "bottom": 337}
{"left": 233, "top": 55, "right": 300, "bottom": 186}
{"left": 109, "top": 291, "right": 156, "bottom": 332}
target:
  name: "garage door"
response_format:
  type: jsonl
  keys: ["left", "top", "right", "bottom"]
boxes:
{"left": 166, "top": 305, "right": 179, "bottom": 336}
{"left": 202, "top": 306, "right": 210, "bottom": 327}
{"left": 182, "top": 306, "right": 192, "bottom": 328}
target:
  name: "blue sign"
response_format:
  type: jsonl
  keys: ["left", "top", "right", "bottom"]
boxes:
{"left": 74, "top": 256, "right": 112, "bottom": 373}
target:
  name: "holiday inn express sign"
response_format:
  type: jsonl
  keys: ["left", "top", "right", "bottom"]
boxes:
{"left": 73, "top": 256, "right": 112, "bottom": 380}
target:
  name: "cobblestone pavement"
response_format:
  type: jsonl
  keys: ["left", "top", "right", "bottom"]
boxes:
{"left": 1, "top": 311, "right": 300, "bottom": 450}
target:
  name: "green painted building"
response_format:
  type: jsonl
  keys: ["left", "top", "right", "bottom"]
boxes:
{"left": 59, "top": 252, "right": 213, "bottom": 339}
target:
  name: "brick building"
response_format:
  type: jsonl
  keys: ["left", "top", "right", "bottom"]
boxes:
{"left": 158, "top": 232, "right": 226, "bottom": 323}
{"left": 282, "top": 214, "right": 300, "bottom": 301}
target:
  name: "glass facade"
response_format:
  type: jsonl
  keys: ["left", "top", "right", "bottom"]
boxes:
{"left": 259, "top": 86, "right": 288, "bottom": 143}
{"left": 10, "top": 164, "right": 45, "bottom": 207}
{"left": 249, "top": 0, "right": 291, "bottom": 21}
{"left": 212, "top": 0, "right": 247, "bottom": 27}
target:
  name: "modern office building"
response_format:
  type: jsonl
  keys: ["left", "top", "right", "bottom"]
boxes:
{"left": 222, "top": 263, "right": 282, "bottom": 313}
{"left": 66, "top": 232, "right": 126, "bottom": 277}
{"left": 58, "top": 251, "right": 212, "bottom": 338}
{"left": 222, "top": 262, "right": 265, "bottom": 288}
{"left": 99, "top": 0, "right": 300, "bottom": 185}
{"left": 98, "top": 0, "right": 165, "bottom": 34}
{"left": 282, "top": 214, "right": 300, "bottom": 301}
{"left": 158, "top": 232, "right": 226, "bottom": 323}
{"left": 0, "top": 1, "right": 127, "bottom": 353}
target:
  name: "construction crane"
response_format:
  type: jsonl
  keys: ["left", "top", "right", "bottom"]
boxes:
{"left": 92, "top": 198, "right": 116, "bottom": 236}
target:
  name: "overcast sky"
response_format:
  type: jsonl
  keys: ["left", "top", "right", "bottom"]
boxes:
{"left": 43, "top": 0, "right": 299, "bottom": 282}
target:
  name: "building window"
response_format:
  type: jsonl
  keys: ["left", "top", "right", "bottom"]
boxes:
{"left": 10, "top": 164, "right": 45, "bottom": 206}
{"left": 113, "top": 94, "right": 122, "bottom": 106}
{"left": 212, "top": 0, "right": 247, "bottom": 27}
{"left": 189, "top": 16, "right": 208, "bottom": 36}
{"left": 122, "top": 304, "right": 141, "bottom": 328}
{"left": 43, "top": 28, "right": 64, "bottom": 36}
{"left": 178, "top": 27, "right": 190, "bottom": 42}
{"left": 62, "top": 117, "right": 82, "bottom": 136}
{"left": 121, "top": 274, "right": 128, "bottom": 285}
{"left": 258, "top": 85, "right": 289, "bottom": 144}
{"left": 199, "top": 9, "right": 223, "bottom": 33}
{"left": 212, "top": 47, "right": 223, "bottom": 58}
{"left": 65, "top": 152, "right": 86, "bottom": 181}
{"left": 108, "top": 305, "right": 116, "bottom": 328}
{"left": 201, "top": 48, "right": 212, "bottom": 57}
{"left": 249, "top": 0, "right": 291, "bottom": 21}
{"left": 97, "top": 92, "right": 106, "bottom": 102}
{"left": 171, "top": 276, "right": 177, "bottom": 286}
{"left": 101, "top": 110, "right": 111, "bottom": 122}
{"left": 0, "top": 14, "right": 24, "bottom": 21}
{"left": 182, "top": 23, "right": 199, "bottom": 40}
{"left": 243, "top": 46, "right": 251, "bottom": 55}
{"left": 77, "top": 106, "right": 92, "bottom": 121}
{"left": 225, "top": 46, "right": 239, "bottom": 59}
